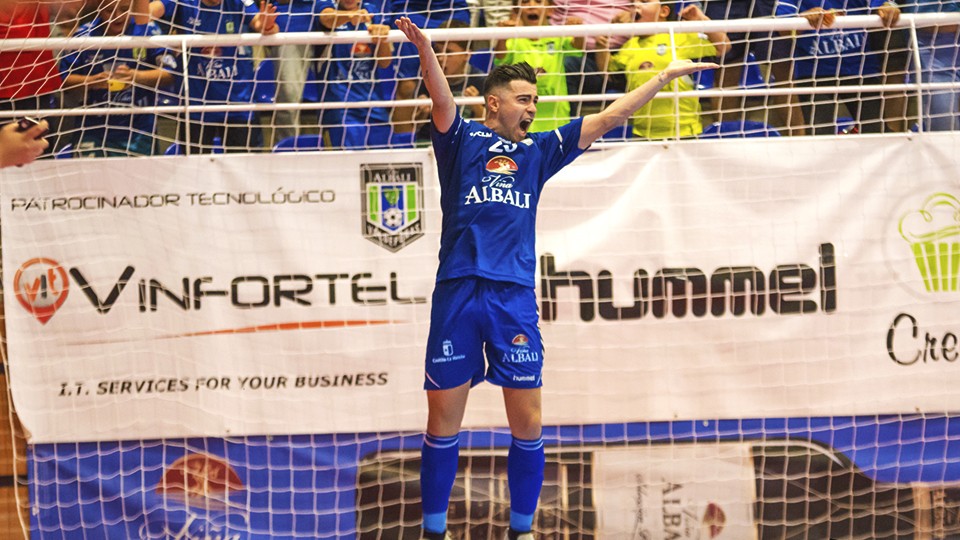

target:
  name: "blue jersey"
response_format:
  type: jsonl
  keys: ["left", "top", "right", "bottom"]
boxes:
{"left": 897, "top": 0, "right": 960, "bottom": 13}
{"left": 319, "top": 1, "right": 391, "bottom": 125}
{"left": 431, "top": 116, "right": 585, "bottom": 287}
{"left": 388, "top": 0, "right": 468, "bottom": 20}
{"left": 160, "top": 0, "right": 258, "bottom": 121}
{"left": 274, "top": 0, "right": 322, "bottom": 31}
{"left": 776, "top": 0, "right": 886, "bottom": 78}
{"left": 59, "top": 20, "right": 175, "bottom": 146}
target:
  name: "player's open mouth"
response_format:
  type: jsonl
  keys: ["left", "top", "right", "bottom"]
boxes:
{"left": 520, "top": 119, "right": 532, "bottom": 132}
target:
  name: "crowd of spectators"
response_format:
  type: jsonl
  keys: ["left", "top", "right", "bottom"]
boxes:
{"left": 1, "top": 0, "right": 958, "bottom": 156}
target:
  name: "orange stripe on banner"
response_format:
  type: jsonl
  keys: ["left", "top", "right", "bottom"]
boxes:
{"left": 69, "top": 320, "right": 395, "bottom": 345}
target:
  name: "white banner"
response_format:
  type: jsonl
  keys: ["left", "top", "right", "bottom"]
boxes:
{"left": 3, "top": 135, "right": 960, "bottom": 443}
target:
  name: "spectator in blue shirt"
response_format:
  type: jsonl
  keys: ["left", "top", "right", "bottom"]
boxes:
{"left": 775, "top": 0, "right": 900, "bottom": 134}
{"left": 60, "top": 0, "right": 177, "bottom": 156}
{"left": 390, "top": 0, "right": 471, "bottom": 138}
{"left": 150, "top": 0, "right": 278, "bottom": 152}
{"left": 265, "top": 0, "right": 325, "bottom": 143}
{"left": 317, "top": 0, "right": 395, "bottom": 149}
{"left": 391, "top": 18, "right": 487, "bottom": 147}
{"left": 899, "top": 0, "right": 960, "bottom": 130}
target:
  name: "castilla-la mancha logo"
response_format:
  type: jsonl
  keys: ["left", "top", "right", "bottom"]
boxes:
{"left": 361, "top": 163, "right": 424, "bottom": 253}
{"left": 13, "top": 258, "right": 69, "bottom": 324}
{"left": 898, "top": 193, "right": 960, "bottom": 293}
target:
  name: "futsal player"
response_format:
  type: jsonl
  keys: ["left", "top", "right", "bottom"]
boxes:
{"left": 394, "top": 16, "right": 716, "bottom": 539}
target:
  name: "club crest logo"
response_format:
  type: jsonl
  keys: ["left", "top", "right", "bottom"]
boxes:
{"left": 511, "top": 334, "right": 529, "bottom": 347}
{"left": 13, "top": 258, "right": 69, "bottom": 324}
{"left": 361, "top": 163, "right": 424, "bottom": 252}
{"left": 485, "top": 156, "right": 518, "bottom": 175}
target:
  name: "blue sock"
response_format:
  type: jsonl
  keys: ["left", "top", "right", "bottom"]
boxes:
{"left": 421, "top": 432, "right": 459, "bottom": 533}
{"left": 508, "top": 436, "right": 544, "bottom": 533}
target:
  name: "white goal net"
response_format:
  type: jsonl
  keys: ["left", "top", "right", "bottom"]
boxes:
{"left": 2, "top": 2, "right": 960, "bottom": 538}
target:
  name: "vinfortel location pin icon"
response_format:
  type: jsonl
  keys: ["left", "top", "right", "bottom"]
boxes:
{"left": 14, "top": 258, "right": 69, "bottom": 324}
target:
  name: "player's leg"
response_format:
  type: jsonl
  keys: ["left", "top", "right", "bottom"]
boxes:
{"left": 482, "top": 282, "right": 544, "bottom": 539}
{"left": 503, "top": 386, "right": 543, "bottom": 540}
{"left": 421, "top": 383, "right": 471, "bottom": 539}
{"left": 421, "top": 278, "right": 485, "bottom": 538}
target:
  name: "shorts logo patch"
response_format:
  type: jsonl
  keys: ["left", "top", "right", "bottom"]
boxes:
{"left": 432, "top": 339, "right": 466, "bottom": 364}
{"left": 503, "top": 335, "right": 539, "bottom": 364}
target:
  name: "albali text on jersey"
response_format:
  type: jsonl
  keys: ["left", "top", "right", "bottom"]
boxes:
{"left": 431, "top": 115, "right": 585, "bottom": 288}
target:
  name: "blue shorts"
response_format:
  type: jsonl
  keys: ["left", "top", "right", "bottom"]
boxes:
{"left": 424, "top": 277, "right": 543, "bottom": 391}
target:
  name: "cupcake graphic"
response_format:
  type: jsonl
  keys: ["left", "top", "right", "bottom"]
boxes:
{"left": 898, "top": 193, "right": 960, "bottom": 292}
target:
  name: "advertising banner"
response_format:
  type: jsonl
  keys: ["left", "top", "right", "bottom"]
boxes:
{"left": 3, "top": 136, "right": 960, "bottom": 443}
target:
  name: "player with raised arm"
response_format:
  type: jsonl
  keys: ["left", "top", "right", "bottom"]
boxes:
{"left": 394, "top": 16, "right": 716, "bottom": 540}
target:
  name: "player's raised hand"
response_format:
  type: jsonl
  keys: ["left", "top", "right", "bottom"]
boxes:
{"left": 659, "top": 59, "right": 719, "bottom": 83}
{"left": 395, "top": 16, "right": 431, "bottom": 49}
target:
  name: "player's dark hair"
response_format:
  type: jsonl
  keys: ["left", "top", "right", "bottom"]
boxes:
{"left": 482, "top": 62, "right": 538, "bottom": 96}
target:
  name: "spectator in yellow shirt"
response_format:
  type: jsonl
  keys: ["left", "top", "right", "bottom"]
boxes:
{"left": 596, "top": 0, "right": 729, "bottom": 139}
{"left": 494, "top": 0, "right": 585, "bottom": 132}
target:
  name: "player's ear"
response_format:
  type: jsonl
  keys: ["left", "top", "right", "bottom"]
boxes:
{"left": 486, "top": 93, "right": 498, "bottom": 113}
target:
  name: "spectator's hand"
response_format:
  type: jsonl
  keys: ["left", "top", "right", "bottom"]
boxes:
{"left": 415, "top": 100, "right": 432, "bottom": 121}
{"left": 497, "top": 16, "right": 517, "bottom": 27}
{"left": 801, "top": 7, "right": 841, "bottom": 29}
{"left": 679, "top": 4, "right": 708, "bottom": 21}
{"left": 462, "top": 85, "right": 479, "bottom": 99}
{"left": 350, "top": 9, "right": 372, "bottom": 26}
{"left": 0, "top": 121, "right": 50, "bottom": 169}
{"left": 659, "top": 58, "right": 719, "bottom": 83}
{"left": 368, "top": 23, "right": 389, "bottom": 44}
{"left": 111, "top": 64, "right": 135, "bottom": 82}
{"left": 564, "top": 16, "right": 583, "bottom": 25}
{"left": 257, "top": 1, "right": 279, "bottom": 34}
{"left": 395, "top": 17, "right": 431, "bottom": 50}
{"left": 611, "top": 10, "right": 632, "bottom": 24}
{"left": 595, "top": 34, "right": 610, "bottom": 50}
{"left": 876, "top": 2, "right": 900, "bottom": 27}
{"left": 85, "top": 72, "right": 112, "bottom": 90}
